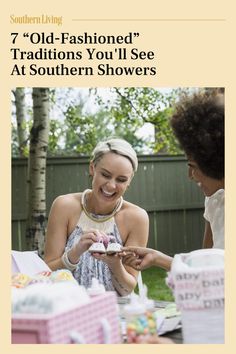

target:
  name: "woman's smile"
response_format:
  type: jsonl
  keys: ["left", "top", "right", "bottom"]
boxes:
{"left": 100, "top": 187, "right": 117, "bottom": 199}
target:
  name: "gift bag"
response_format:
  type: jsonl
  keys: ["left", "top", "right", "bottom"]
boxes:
{"left": 12, "top": 250, "right": 51, "bottom": 275}
{"left": 166, "top": 248, "right": 224, "bottom": 344}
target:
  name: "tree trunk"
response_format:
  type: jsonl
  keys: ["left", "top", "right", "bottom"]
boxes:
{"left": 14, "top": 88, "right": 28, "bottom": 157}
{"left": 26, "top": 88, "right": 50, "bottom": 256}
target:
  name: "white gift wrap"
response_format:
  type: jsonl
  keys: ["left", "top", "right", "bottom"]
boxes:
{"left": 166, "top": 249, "right": 224, "bottom": 343}
{"left": 12, "top": 250, "right": 51, "bottom": 275}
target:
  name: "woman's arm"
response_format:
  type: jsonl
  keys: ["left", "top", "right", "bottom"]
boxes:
{"left": 107, "top": 257, "right": 138, "bottom": 296}
{"left": 93, "top": 206, "right": 149, "bottom": 296}
{"left": 121, "top": 246, "right": 173, "bottom": 271}
{"left": 202, "top": 220, "right": 213, "bottom": 248}
{"left": 44, "top": 196, "right": 71, "bottom": 270}
{"left": 44, "top": 195, "right": 98, "bottom": 270}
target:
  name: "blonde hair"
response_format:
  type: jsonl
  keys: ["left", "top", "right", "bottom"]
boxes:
{"left": 91, "top": 138, "right": 138, "bottom": 172}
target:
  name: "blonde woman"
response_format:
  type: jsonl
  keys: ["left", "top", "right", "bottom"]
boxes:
{"left": 44, "top": 138, "right": 149, "bottom": 296}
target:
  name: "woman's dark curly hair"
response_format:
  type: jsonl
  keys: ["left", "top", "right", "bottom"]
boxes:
{"left": 170, "top": 90, "right": 224, "bottom": 180}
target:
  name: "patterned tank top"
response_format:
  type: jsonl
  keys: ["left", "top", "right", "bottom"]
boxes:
{"left": 64, "top": 189, "right": 123, "bottom": 292}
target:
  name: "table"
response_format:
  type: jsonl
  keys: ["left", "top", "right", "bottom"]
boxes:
{"left": 162, "top": 328, "right": 182, "bottom": 344}
{"left": 154, "top": 300, "right": 182, "bottom": 344}
{"left": 118, "top": 297, "right": 183, "bottom": 344}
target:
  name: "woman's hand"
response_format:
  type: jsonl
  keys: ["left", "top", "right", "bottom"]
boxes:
{"left": 91, "top": 252, "right": 122, "bottom": 267}
{"left": 70, "top": 229, "right": 101, "bottom": 260}
{"left": 120, "top": 247, "right": 158, "bottom": 270}
{"left": 121, "top": 246, "right": 172, "bottom": 271}
{"left": 119, "top": 251, "right": 142, "bottom": 270}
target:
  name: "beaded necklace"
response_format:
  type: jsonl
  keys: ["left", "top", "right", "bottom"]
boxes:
{"left": 81, "top": 189, "right": 123, "bottom": 223}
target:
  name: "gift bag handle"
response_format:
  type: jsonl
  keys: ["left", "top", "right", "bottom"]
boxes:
{"left": 69, "top": 317, "right": 111, "bottom": 344}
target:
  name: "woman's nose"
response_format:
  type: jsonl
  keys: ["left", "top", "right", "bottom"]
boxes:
{"left": 107, "top": 179, "right": 116, "bottom": 189}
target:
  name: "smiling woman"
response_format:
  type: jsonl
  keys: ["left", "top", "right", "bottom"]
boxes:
{"left": 170, "top": 90, "right": 224, "bottom": 249}
{"left": 44, "top": 138, "right": 149, "bottom": 296}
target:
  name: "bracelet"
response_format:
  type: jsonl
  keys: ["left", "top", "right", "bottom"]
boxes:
{"left": 61, "top": 250, "right": 79, "bottom": 271}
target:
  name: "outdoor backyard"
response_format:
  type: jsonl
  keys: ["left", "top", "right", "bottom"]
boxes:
{"left": 11, "top": 87, "right": 225, "bottom": 345}
{"left": 12, "top": 87, "right": 206, "bottom": 300}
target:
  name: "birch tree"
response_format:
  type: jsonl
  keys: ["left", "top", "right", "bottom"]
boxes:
{"left": 13, "top": 88, "right": 28, "bottom": 157}
{"left": 26, "top": 88, "right": 50, "bottom": 255}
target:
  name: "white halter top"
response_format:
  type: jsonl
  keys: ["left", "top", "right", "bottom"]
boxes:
{"left": 64, "top": 190, "right": 123, "bottom": 292}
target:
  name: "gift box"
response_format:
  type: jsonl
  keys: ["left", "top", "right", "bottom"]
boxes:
{"left": 166, "top": 249, "right": 224, "bottom": 344}
{"left": 12, "top": 291, "right": 121, "bottom": 344}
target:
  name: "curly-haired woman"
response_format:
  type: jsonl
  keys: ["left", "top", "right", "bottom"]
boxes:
{"left": 123, "top": 90, "right": 224, "bottom": 273}
{"left": 171, "top": 90, "right": 224, "bottom": 249}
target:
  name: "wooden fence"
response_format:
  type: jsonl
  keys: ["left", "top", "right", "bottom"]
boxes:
{"left": 12, "top": 155, "right": 205, "bottom": 255}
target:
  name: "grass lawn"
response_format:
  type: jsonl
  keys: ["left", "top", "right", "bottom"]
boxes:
{"left": 135, "top": 266, "right": 174, "bottom": 302}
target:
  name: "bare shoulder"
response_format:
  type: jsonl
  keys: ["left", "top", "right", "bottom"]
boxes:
{"left": 118, "top": 201, "right": 149, "bottom": 247}
{"left": 51, "top": 193, "right": 82, "bottom": 212}
{"left": 122, "top": 201, "right": 149, "bottom": 224}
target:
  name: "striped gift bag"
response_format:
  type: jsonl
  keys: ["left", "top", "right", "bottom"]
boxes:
{"left": 166, "top": 249, "right": 224, "bottom": 343}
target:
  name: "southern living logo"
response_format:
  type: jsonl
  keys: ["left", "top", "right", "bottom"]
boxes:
{"left": 10, "top": 14, "right": 63, "bottom": 26}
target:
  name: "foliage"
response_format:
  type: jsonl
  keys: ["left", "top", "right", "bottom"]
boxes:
{"left": 63, "top": 104, "right": 113, "bottom": 156}
{"left": 11, "top": 88, "right": 34, "bottom": 157}
{"left": 12, "top": 87, "right": 195, "bottom": 157}
{"left": 135, "top": 267, "right": 174, "bottom": 301}
{"left": 11, "top": 120, "right": 32, "bottom": 157}
{"left": 98, "top": 87, "right": 187, "bottom": 154}
{"left": 48, "top": 119, "right": 64, "bottom": 154}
